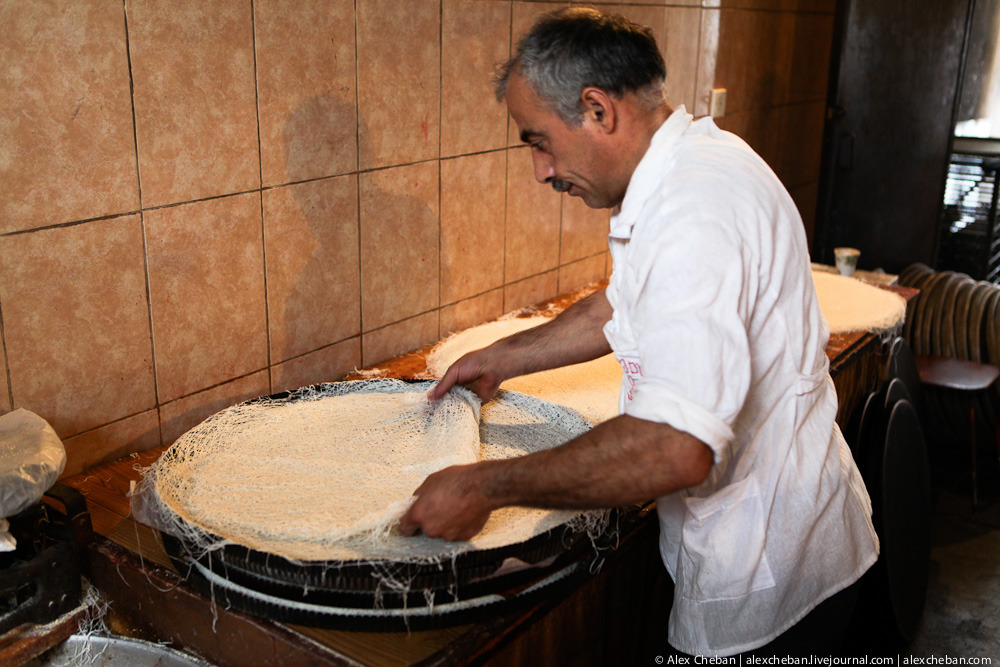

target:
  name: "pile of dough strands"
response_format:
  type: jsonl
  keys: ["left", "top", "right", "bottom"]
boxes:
{"left": 131, "top": 379, "right": 617, "bottom": 630}
{"left": 423, "top": 314, "right": 622, "bottom": 425}
{"left": 811, "top": 270, "right": 907, "bottom": 335}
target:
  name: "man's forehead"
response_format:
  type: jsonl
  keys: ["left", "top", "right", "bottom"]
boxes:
{"left": 506, "top": 73, "right": 563, "bottom": 142}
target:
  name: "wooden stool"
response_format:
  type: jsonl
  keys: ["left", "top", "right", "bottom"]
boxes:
{"left": 914, "top": 355, "right": 1000, "bottom": 510}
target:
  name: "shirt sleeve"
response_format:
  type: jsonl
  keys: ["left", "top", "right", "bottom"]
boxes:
{"left": 622, "top": 205, "right": 753, "bottom": 460}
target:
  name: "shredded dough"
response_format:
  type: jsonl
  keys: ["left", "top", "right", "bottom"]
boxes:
{"left": 812, "top": 270, "right": 906, "bottom": 334}
{"left": 427, "top": 316, "right": 622, "bottom": 424}
{"left": 133, "top": 380, "right": 601, "bottom": 563}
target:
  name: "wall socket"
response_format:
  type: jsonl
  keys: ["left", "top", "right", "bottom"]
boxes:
{"left": 710, "top": 88, "right": 727, "bottom": 118}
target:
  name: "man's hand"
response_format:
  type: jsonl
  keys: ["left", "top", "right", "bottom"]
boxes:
{"left": 427, "top": 348, "right": 509, "bottom": 403}
{"left": 428, "top": 290, "right": 614, "bottom": 404}
{"left": 398, "top": 463, "right": 494, "bottom": 541}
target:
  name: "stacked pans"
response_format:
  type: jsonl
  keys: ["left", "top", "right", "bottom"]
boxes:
{"left": 163, "top": 513, "right": 611, "bottom": 631}
{"left": 153, "top": 381, "right": 624, "bottom": 631}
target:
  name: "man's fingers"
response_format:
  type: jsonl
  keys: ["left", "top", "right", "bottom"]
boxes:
{"left": 397, "top": 506, "right": 421, "bottom": 536}
{"left": 427, "top": 375, "right": 454, "bottom": 401}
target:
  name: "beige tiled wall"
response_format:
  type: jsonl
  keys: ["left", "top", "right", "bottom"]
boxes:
{"left": 0, "top": 0, "right": 835, "bottom": 476}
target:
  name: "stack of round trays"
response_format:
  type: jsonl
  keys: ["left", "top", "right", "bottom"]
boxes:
{"left": 152, "top": 380, "right": 620, "bottom": 631}
{"left": 162, "top": 516, "right": 605, "bottom": 630}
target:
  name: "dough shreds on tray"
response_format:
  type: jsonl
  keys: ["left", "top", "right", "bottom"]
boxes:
{"left": 131, "top": 379, "right": 603, "bottom": 563}
{"left": 811, "top": 270, "right": 906, "bottom": 334}
{"left": 130, "top": 379, "right": 612, "bottom": 630}
{"left": 426, "top": 316, "right": 623, "bottom": 425}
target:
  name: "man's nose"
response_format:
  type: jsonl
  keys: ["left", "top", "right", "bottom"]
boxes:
{"left": 531, "top": 151, "right": 555, "bottom": 184}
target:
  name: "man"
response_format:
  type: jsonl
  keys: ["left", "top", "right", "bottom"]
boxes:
{"left": 399, "top": 8, "right": 878, "bottom": 657}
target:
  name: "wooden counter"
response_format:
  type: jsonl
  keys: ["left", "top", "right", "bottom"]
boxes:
{"left": 59, "top": 282, "right": 907, "bottom": 666}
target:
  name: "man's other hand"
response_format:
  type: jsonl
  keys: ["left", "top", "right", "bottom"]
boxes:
{"left": 427, "top": 349, "right": 507, "bottom": 403}
{"left": 398, "top": 464, "right": 493, "bottom": 542}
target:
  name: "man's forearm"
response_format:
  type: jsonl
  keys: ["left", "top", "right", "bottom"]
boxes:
{"left": 476, "top": 414, "right": 712, "bottom": 510}
{"left": 495, "top": 288, "right": 614, "bottom": 379}
{"left": 399, "top": 413, "right": 714, "bottom": 541}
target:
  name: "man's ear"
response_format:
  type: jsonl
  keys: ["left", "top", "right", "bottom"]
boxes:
{"left": 580, "top": 87, "right": 616, "bottom": 132}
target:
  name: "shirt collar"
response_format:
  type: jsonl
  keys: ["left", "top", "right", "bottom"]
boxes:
{"left": 608, "top": 106, "right": 693, "bottom": 240}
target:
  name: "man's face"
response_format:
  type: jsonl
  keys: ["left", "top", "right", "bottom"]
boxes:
{"left": 505, "top": 73, "right": 622, "bottom": 209}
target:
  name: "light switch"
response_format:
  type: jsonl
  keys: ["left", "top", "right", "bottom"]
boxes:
{"left": 710, "top": 88, "right": 727, "bottom": 118}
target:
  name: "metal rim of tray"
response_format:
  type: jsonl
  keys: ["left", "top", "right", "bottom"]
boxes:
{"left": 161, "top": 520, "right": 601, "bottom": 610}
{"left": 175, "top": 551, "right": 590, "bottom": 632}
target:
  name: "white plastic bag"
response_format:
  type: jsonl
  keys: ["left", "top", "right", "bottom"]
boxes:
{"left": 0, "top": 409, "right": 66, "bottom": 550}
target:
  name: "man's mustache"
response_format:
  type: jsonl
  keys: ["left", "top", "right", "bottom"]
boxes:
{"left": 551, "top": 179, "right": 571, "bottom": 193}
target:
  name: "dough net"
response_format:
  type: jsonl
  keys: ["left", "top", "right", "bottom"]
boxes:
{"left": 132, "top": 379, "right": 604, "bottom": 563}
{"left": 425, "top": 316, "right": 622, "bottom": 424}
{"left": 812, "top": 270, "right": 907, "bottom": 334}
{"left": 134, "top": 380, "right": 482, "bottom": 561}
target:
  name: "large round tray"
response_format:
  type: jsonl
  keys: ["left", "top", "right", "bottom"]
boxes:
{"left": 152, "top": 380, "right": 616, "bottom": 629}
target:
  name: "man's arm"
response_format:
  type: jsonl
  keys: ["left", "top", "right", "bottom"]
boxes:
{"left": 428, "top": 289, "right": 614, "bottom": 402}
{"left": 398, "top": 413, "right": 713, "bottom": 541}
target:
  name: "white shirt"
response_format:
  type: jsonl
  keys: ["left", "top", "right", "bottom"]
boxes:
{"left": 603, "top": 108, "right": 879, "bottom": 656}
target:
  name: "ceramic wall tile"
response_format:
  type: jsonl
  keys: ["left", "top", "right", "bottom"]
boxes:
{"left": 0, "top": 2, "right": 138, "bottom": 233}
{"left": 359, "top": 162, "right": 440, "bottom": 332}
{"left": 608, "top": 5, "right": 666, "bottom": 50}
{"left": 271, "top": 337, "right": 362, "bottom": 394}
{"left": 0, "top": 0, "right": 836, "bottom": 456}
{"left": 694, "top": 7, "right": 721, "bottom": 117}
{"left": 159, "top": 371, "right": 270, "bottom": 445}
{"left": 441, "top": 153, "right": 507, "bottom": 305}
{"left": 145, "top": 193, "right": 268, "bottom": 402}
{"left": 442, "top": 0, "right": 511, "bottom": 157}
{"left": 362, "top": 312, "right": 439, "bottom": 368}
{"left": 0, "top": 371, "right": 10, "bottom": 414}
{"left": 507, "top": 2, "right": 570, "bottom": 146}
{"left": 255, "top": 0, "right": 357, "bottom": 187}
{"left": 0, "top": 343, "right": 9, "bottom": 414}
{"left": 356, "top": 0, "right": 440, "bottom": 169}
{"left": 505, "top": 147, "right": 562, "bottom": 283}
{"left": 561, "top": 195, "right": 610, "bottom": 264}
{"left": 263, "top": 175, "right": 361, "bottom": 363}
{"left": 440, "top": 290, "right": 505, "bottom": 338}
{"left": 504, "top": 270, "right": 559, "bottom": 313}
{"left": 128, "top": 0, "right": 258, "bottom": 208}
{"left": 0, "top": 215, "right": 155, "bottom": 438}
{"left": 559, "top": 254, "right": 607, "bottom": 295}
{"left": 661, "top": 6, "right": 704, "bottom": 112}
{"left": 61, "top": 410, "right": 160, "bottom": 478}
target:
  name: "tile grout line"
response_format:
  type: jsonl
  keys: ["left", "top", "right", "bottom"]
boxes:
{"left": 437, "top": 0, "right": 444, "bottom": 343}
{"left": 502, "top": 0, "right": 513, "bottom": 314}
{"left": 0, "top": 301, "right": 12, "bottom": 413}
{"left": 122, "top": 0, "right": 164, "bottom": 446}
{"left": 0, "top": 150, "right": 517, "bottom": 241}
{"left": 354, "top": 0, "right": 365, "bottom": 367}
{"left": 249, "top": 0, "right": 273, "bottom": 393}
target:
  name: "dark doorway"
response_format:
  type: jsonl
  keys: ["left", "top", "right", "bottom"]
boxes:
{"left": 814, "top": 0, "right": 974, "bottom": 274}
